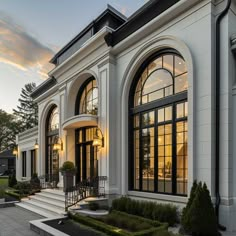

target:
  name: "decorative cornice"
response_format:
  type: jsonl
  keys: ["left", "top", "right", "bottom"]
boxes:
{"left": 31, "top": 77, "right": 57, "bottom": 99}
{"left": 105, "top": 0, "right": 180, "bottom": 47}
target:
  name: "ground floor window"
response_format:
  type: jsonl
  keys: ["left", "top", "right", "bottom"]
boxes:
{"left": 75, "top": 127, "right": 98, "bottom": 182}
{"left": 46, "top": 135, "right": 59, "bottom": 178}
{"left": 22, "top": 151, "right": 26, "bottom": 177}
{"left": 31, "top": 149, "right": 36, "bottom": 176}
{"left": 131, "top": 101, "right": 188, "bottom": 195}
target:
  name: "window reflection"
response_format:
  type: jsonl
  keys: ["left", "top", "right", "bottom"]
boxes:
{"left": 134, "top": 54, "right": 188, "bottom": 107}
{"left": 79, "top": 79, "right": 98, "bottom": 115}
{"left": 48, "top": 107, "right": 59, "bottom": 132}
{"left": 131, "top": 52, "right": 188, "bottom": 196}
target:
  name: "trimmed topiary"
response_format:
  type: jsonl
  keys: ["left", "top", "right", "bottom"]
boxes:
{"left": 181, "top": 181, "right": 218, "bottom": 236}
{"left": 181, "top": 180, "right": 198, "bottom": 232}
{"left": 59, "top": 161, "right": 76, "bottom": 172}
{"left": 8, "top": 174, "right": 17, "bottom": 188}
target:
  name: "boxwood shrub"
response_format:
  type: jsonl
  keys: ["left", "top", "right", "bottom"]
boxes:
{"left": 112, "top": 197, "right": 178, "bottom": 226}
{"left": 69, "top": 211, "right": 167, "bottom": 236}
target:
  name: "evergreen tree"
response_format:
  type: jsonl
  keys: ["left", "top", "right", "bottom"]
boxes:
{"left": 181, "top": 180, "right": 198, "bottom": 231}
{"left": 13, "top": 83, "right": 38, "bottom": 131}
{"left": 0, "top": 109, "right": 21, "bottom": 152}
{"left": 182, "top": 181, "right": 218, "bottom": 236}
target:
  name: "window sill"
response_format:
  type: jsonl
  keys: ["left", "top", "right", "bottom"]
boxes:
{"left": 128, "top": 190, "right": 187, "bottom": 204}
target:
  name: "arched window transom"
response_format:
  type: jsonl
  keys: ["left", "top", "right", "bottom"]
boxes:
{"left": 48, "top": 106, "right": 59, "bottom": 132}
{"left": 130, "top": 51, "right": 188, "bottom": 196}
{"left": 134, "top": 54, "right": 187, "bottom": 106}
{"left": 76, "top": 78, "right": 98, "bottom": 115}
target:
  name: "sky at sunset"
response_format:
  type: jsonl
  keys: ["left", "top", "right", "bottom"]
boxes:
{"left": 0, "top": 0, "right": 146, "bottom": 113}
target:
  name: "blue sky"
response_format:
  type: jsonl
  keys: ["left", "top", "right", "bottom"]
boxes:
{"left": 0, "top": 0, "right": 146, "bottom": 113}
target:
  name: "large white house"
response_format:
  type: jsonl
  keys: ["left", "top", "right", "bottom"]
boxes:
{"left": 15, "top": 0, "right": 236, "bottom": 231}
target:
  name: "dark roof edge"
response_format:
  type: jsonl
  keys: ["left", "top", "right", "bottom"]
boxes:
{"left": 50, "top": 5, "right": 127, "bottom": 65}
{"left": 105, "top": 0, "right": 180, "bottom": 47}
{"left": 31, "top": 77, "right": 57, "bottom": 99}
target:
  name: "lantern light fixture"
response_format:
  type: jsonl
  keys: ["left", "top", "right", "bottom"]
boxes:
{"left": 34, "top": 139, "right": 39, "bottom": 149}
{"left": 13, "top": 147, "right": 18, "bottom": 157}
{"left": 92, "top": 127, "right": 104, "bottom": 150}
{"left": 53, "top": 137, "right": 63, "bottom": 151}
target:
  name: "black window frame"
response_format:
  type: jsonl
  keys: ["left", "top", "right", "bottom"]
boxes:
{"left": 22, "top": 151, "right": 27, "bottom": 177}
{"left": 45, "top": 105, "right": 59, "bottom": 176}
{"left": 129, "top": 49, "right": 188, "bottom": 196}
{"left": 75, "top": 77, "right": 98, "bottom": 116}
{"left": 31, "top": 149, "right": 36, "bottom": 176}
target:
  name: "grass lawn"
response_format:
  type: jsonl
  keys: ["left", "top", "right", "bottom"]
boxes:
{"left": 0, "top": 177, "right": 8, "bottom": 188}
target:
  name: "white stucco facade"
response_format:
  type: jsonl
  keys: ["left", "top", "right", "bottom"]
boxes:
{"left": 15, "top": 0, "right": 236, "bottom": 231}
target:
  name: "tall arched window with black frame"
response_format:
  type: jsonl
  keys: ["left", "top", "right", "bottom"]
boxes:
{"left": 129, "top": 50, "right": 188, "bottom": 196}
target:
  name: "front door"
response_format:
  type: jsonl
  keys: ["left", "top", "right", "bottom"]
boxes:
{"left": 75, "top": 127, "right": 98, "bottom": 182}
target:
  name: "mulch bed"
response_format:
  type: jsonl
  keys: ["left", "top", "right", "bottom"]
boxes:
{"left": 44, "top": 218, "right": 105, "bottom": 236}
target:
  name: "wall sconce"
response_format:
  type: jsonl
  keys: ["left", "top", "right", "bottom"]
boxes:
{"left": 34, "top": 139, "right": 39, "bottom": 149}
{"left": 13, "top": 147, "right": 18, "bottom": 157}
{"left": 53, "top": 137, "right": 63, "bottom": 151}
{"left": 92, "top": 127, "right": 104, "bottom": 150}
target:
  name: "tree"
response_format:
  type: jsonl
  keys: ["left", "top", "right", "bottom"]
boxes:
{"left": 13, "top": 83, "right": 38, "bottom": 131}
{"left": 0, "top": 109, "right": 21, "bottom": 152}
{"left": 181, "top": 181, "right": 218, "bottom": 236}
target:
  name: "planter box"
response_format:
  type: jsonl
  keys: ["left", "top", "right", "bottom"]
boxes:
{"left": 61, "top": 171, "right": 76, "bottom": 192}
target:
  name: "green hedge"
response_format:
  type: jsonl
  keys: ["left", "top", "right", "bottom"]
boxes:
{"left": 69, "top": 211, "right": 167, "bottom": 236}
{"left": 112, "top": 197, "right": 178, "bottom": 226}
{"left": 111, "top": 210, "right": 166, "bottom": 228}
{"left": 5, "top": 190, "right": 23, "bottom": 200}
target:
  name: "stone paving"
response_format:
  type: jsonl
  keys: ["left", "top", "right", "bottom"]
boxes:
{"left": 0, "top": 206, "right": 43, "bottom": 236}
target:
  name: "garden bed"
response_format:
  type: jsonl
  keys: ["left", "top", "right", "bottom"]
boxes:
{"left": 43, "top": 218, "right": 106, "bottom": 236}
{"left": 69, "top": 210, "right": 169, "bottom": 236}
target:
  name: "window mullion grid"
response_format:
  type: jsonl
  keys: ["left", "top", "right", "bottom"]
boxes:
{"left": 154, "top": 109, "right": 158, "bottom": 192}
{"left": 139, "top": 113, "right": 143, "bottom": 191}
{"left": 172, "top": 104, "right": 177, "bottom": 195}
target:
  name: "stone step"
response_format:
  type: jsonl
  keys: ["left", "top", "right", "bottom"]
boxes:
{"left": 15, "top": 202, "right": 57, "bottom": 218}
{"left": 42, "top": 189, "right": 65, "bottom": 197}
{"left": 33, "top": 192, "right": 65, "bottom": 204}
{"left": 29, "top": 196, "right": 65, "bottom": 211}
{"left": 35, "top": 192, "right": 65, "bottom": 202}
{"left": 20, "top": 198, "right": 66, "bottom": 216}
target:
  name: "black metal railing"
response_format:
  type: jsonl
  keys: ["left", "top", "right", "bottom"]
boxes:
{"left": 38, "top": 174, "right": 59, "bottom": 189}
{"left": 65, "top": 176, "right": 107, "bottom": 211}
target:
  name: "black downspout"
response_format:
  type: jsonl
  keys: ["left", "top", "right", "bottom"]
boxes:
{"left": 215, "top": 0, "right": 231, "bottom": 230}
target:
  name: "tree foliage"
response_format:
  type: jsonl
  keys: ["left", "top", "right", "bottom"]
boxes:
{"left": 0, "top": 109, "right": 21, "bottom": 152}
{"left": 181, "top": 181, "right": 218, "bottom": 236}
{"left": 13, "top": 82, "right": 38, "bottom": 130}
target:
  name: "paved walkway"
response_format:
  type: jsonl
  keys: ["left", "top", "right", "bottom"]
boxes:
{"left": 221, "top": 231, "right": 236, "bottom": 236}
{"left": 0, "top": 206, "right": 43, "bottom": 236}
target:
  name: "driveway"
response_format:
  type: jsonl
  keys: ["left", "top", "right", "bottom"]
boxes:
{"left": 0, "top": 206, "right": 43, "bottom": 236}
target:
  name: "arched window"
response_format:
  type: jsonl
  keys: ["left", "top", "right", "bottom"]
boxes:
{"left": 75, "top": 78, "right": 98, "bottom": 115}
{"left": 46, "top": 106, "right": 59, "bottom": 180}
{"left": 129, "top": 51, "right": 188, "bottom": 196}
{"left": 48, "top": 106, "right": 59, "bottom": 132}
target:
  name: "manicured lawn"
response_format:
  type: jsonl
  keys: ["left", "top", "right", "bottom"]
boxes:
{"left": 0, "top": 177, "right": 8, "bottom": 188}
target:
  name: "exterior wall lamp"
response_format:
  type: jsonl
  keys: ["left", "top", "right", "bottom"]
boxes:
{"left": 13, "top": 147, "right": 18, "bottom": 157}
{"left": 53, "top": 137, "right": 63, "bottom": 151}
{"left": 34, "top": 139, "right": 39, "bottom": 149}
{"left": 92, "top": 127, "right": 104, "bottom": 150}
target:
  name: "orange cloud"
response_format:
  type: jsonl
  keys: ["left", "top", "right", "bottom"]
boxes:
{"left": 0, "top": 12, "right": 55, "bottom": 79}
